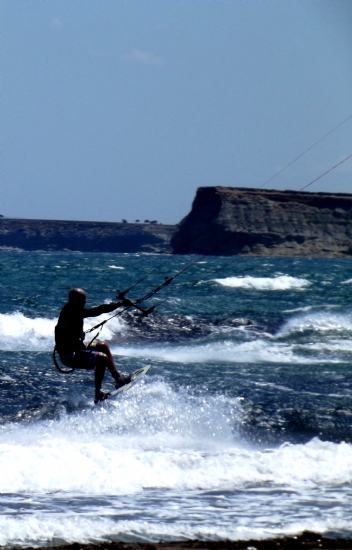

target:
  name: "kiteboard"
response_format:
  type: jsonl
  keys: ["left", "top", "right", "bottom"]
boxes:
{"left": 109, "top": 364, "right": 151, "bottom": 398}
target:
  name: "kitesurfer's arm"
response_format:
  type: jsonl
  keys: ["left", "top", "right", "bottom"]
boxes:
{"left": 83, "top": 298, "right": 134, "bottom": 318}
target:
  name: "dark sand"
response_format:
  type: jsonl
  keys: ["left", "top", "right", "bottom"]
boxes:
{"left": 13, "top": 533, "right": 352, "bottom": 550}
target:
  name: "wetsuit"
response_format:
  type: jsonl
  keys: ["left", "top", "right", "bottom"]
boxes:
{"left": 55, "top": 302, "right": 116, "bottom": 369}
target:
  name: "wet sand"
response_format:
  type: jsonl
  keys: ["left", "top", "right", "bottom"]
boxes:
{"left": 15, "top": 533, "right": 352, "bottom": 550}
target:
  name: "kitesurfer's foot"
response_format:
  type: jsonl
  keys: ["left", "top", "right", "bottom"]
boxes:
{"left": 115, "top": 372, "right": 132, "bottom": 389}
{"left": 94, "top": 390, "right": 112, "bottom": 404}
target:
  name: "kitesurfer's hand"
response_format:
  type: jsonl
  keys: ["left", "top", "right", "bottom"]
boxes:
{"left": 121, "top": 297, "right": 134, "bottom": 307}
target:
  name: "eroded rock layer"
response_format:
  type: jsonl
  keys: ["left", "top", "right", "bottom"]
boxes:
{"left": 0, "top": 219, "right": 175, "bottom": 253}
{"left": 171, "top": 186, "right": 352, "bottom": 257}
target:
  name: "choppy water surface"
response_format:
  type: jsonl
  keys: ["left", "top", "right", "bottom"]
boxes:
{"left": 1, "top": 251, "right": 352, "bottom": 547}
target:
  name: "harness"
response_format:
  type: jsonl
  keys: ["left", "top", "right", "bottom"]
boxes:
{"left": 52, "top": 345, "right": 75, "bottom": 374}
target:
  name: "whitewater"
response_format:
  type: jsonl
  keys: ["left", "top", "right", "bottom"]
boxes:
{"left": 1, "top": 251, "right": 352, "bottom": 547}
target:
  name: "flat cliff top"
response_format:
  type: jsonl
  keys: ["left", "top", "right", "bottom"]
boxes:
{"left": 213, "top": 186, "right": 352, "bottom": 199}
{"left": 194, "top": 186, "right": 352, "bottom": 211}
{"left": 0, "top": 217, "right": 175, "bottom": 233}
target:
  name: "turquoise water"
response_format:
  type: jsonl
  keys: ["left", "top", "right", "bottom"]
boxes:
{"left": 1, "top": 251, "right": 352, "bottom": 546}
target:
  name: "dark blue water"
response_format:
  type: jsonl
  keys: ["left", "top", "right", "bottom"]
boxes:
{"left": 1, "top": 251, "right": 352, "bottom": 547}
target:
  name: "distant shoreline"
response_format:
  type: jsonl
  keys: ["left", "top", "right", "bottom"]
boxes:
{"left": 0, "top": 218, "right": 175, "bottom": 254}
{"left": 17, "top": 533, "right": 352, "bottom": 550}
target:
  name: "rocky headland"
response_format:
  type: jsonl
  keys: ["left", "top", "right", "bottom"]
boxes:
{"left": 170, "top": 186, "right": 352, "bottom": 257}
{"left": 2, "top": 187, "right": 352, "bottom": 256}
{"left": 0, "top": 218, "right": 175, "bottom": 253}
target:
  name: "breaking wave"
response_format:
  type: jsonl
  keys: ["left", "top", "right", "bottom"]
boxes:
{"left": 214, "top": 275, "right": 311, "bottom": 290}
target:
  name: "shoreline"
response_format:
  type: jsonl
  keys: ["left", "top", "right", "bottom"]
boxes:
{"left": 14, "top": 533, "right": 352, "bottom": 550}
{"left": 0, "top": 218, "right": 175, "bottom": 254}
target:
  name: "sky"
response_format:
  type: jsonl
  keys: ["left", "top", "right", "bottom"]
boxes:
{"left": 1, "top": 0, "right": 352, "bottom": 224}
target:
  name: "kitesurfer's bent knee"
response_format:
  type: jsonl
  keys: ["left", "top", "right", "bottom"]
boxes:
{"left": 88, "top": 341, "right": 112, "bottom": 357}
{"left": 87, "top": 341, "right": 121, "bottom": 374}
{"left": 84, "top": 342, "right": 123, "bottom": 385}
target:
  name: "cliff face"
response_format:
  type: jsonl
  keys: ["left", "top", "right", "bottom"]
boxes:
{"left": 170, "top": 186, "right": 352, "bottom": 257}
{"left": 0, "top": 219, "right": 175, "bottom": 253}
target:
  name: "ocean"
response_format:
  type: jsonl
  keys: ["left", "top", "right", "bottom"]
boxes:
{"left": 1, "top": 250, "right": 352, "bottom": 547}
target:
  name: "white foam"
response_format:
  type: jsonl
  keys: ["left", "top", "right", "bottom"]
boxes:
{"left": 1, "top": 511, "right": 351, "bottom": 548}
{"left": 110, "top": 340, "right": 311, "bottom": 364}
{"left": 0, "top": 381, "right": 243, "bottom": 495}
{"left": 84, "top": 314, "right": 126, "bottom": 342}
{"left": 214, "top": 275, "right": 310, "bottom": 290}
{"left": 0, "top": 515, "right": 115, "bottom": 547}
{"left": 283, "top": 305, "right": 314, "bottom": 314}
{"left": 0, "top": 374, "right": 15, "bottom": 381}
{"left": 0, "top": 312, "right": 126, "bottom": 352}
{"left": 1, "top": 379, "right": 352, "bottom": 546}
{"left": 0, "top": 312, "right": 56, "bottom": 351}
{"left": 108, "top": 265, "right": 124, "bottom": 269}
{"left": 265, "top": 438, "right": 352, "bottom": 487}
{"left": 296, "top": 339, "right": 352, "bottom": 353}
{"left": 278, "top": 311, "right": 352, "bottom": 338}
{"left": 1, "top": 387, "right": 352, "bottom": 494}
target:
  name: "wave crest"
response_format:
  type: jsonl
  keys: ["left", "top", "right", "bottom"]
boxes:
{"left": 214, "top": 275, "right": 310, "bottom": 290}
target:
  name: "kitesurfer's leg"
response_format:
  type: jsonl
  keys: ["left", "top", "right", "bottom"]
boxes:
{"left": 73, "top": 348, "right": 111, "bottom": 403}
{"left": 94, "top": 358, "right": 109, "bottom": 403}
{"left": 88, "top": 341, "right": 131, "bottom": 386}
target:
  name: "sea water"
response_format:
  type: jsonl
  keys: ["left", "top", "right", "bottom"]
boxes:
{"left": 1, "top": 251, "right": 352, "bottom": 547}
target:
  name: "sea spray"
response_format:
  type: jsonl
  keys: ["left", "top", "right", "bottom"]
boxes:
{"left": 1, "top": 252, "right": 352, "bottom": 546}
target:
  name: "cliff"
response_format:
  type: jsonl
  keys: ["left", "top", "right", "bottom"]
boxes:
{"left": 170, "top": 186, "right": 352, "bottom": 257}
{"left": 0, "top": 218, "right": 175, "bottom": 253}
{"left": 3, "top": 186, "right": 352, "bottom": 257}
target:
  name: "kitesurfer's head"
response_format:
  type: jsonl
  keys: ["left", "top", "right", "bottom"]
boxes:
{"left": 68, "top": 288, "right": 87, "bottom": 307}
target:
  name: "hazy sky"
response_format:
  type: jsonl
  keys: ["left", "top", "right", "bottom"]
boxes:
{"left": 1, "top": 0, "right": 352, "bottom": 224}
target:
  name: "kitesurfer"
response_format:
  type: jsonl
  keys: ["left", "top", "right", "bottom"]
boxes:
{"left": 55, "top": 288, "right": 133, "bottom": 403}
